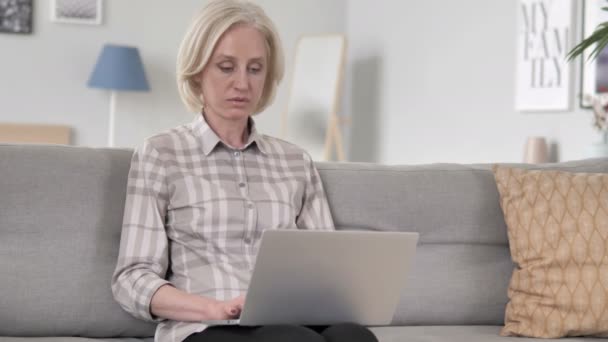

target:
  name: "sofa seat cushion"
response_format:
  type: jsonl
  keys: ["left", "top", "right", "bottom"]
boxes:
{"left": 369, "top": 326, "right": 607, "bottom": 342}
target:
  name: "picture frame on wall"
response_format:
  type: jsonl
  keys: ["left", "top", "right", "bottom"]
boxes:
{"left": 515, "top": 0, "right": 574, "bottom": 111}
{"left": 580, "top": 0, "right": 608, "bottom": 108}
{"left": 0, "top": 0, "right": 33, "bottom": 34}
{"left": 50, "top": 0, "right": 102, "bottom": 25}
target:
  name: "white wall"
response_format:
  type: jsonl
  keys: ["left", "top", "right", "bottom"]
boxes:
{"left": 1, "top": 0, "right": 598, "bottom": 164}
{"left": 0, "top": 0, "right": 346, "bottom": 148}
{"left": 344, "top": 0, "right": 596, "bottom": 164}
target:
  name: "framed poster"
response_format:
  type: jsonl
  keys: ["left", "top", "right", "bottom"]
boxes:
{"left": 580, "top": 0, "right": 608, "bottom": 108}
{"left": 0, "top": 0, "right": 32, "bottom": 34}
{"left": 515, "top": 0, "right": 574, "bottom": 111}
{"left": 50, "top": 0, "right": 102, "bottom": 25}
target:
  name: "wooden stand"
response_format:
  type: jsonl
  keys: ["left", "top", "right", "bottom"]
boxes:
{"left": 282, "top": 34, "right": 349, "bottom": 162}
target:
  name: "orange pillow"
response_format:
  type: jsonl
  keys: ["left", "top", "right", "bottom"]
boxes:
{"left": 493, "top": 165, "right": 608, "bottom": 338}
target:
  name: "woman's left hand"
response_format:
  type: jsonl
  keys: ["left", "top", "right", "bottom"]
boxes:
{"left": 222, "top": 294, "right": 246, "bottom": 318}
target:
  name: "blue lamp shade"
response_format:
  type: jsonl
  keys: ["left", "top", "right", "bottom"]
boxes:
{"left": 87, "top": 44, "right": 150, "bottom": 91}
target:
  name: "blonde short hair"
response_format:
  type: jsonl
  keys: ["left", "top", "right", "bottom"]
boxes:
{"left": 176, "top": 0, "right": 285, "bottom": 114}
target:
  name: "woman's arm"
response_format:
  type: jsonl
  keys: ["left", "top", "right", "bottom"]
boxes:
{"left": 296, "top": 152, "right": 335, "bottom": 230}
{"left": 150, "top": 284, "right": 244, "bottom": 321}
{"left": 111, "top": 141, "right": 172, "bottom": 322}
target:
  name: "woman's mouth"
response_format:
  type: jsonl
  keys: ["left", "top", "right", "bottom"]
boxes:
{"left": 228, "top": 97, "right": 249, "bottom": 103}
{"left": 227, "top": 97, "right": 250, "bottom": 108}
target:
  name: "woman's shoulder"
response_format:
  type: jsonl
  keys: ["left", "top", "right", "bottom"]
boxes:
{"left": 137, "top": 123, "right": 193, "bottom": 155}
{"left": 259, "top": 134, "right": 311, "bottom": 160}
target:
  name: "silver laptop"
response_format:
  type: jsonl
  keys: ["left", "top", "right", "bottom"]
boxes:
{"left": 202, "top": 229, "right": 419, "bottom": 326}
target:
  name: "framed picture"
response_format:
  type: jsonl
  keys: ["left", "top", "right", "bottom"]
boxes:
{"left": 515, "top": 0, "right": 574, "bottom": 111}
{"left": 50, "top": 0, "right": 102, "bottom": 25}
{"left": 0, "top": 0, "right": 33, "bottom": 34}
{"left": 580, "top": 0, "right": 608, "bottom": 108}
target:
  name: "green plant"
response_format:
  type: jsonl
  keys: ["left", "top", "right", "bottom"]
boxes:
{"left": 567, "top": 4, "right": 608, "bottom": 61}
{"left": 567, "top": 2, "right": 608, "bottom": 139}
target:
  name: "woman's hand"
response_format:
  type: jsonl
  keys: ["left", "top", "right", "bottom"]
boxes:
{"left": 206, "top": 294, "right": 246, "bottom": 320}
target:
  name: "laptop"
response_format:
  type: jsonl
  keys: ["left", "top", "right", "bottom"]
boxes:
{"left": 202, "top": 229, "right": 419, "bottom": 326}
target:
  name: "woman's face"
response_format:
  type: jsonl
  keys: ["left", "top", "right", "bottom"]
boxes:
{"left": 199, "top": 24, "right": 267, "bottom": 123}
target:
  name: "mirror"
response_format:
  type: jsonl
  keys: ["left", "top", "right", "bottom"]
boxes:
{"left": 282, "top": 34, "right": 347, "bottom": 161}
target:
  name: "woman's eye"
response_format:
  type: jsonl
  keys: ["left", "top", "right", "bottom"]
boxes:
{"left": 219, "top": 66, "right": 233, "bottom": 73}
{"left": 248, "top": 67, "right": 262, "bottom": 74}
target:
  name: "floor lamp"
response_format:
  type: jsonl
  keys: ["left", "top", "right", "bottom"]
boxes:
{"left": 87, "top": 44, "right": 150, "bottom": 147}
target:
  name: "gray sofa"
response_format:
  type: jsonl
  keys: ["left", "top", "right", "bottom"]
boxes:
{"left": 1, "top": 144, "right": 607, "bottom": 342}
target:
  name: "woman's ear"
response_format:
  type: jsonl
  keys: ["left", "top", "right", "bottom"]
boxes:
{"left": 194, "top": 71, "right": 206, "bottom": 106}
{"left": 194, "top": 72, "right": 203, "bottom": 89}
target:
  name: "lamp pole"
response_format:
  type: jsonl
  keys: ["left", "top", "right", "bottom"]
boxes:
{"left": 108, "top": 90, "right": 117, "bottom": 147}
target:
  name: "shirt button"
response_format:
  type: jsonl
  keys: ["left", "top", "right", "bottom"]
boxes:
{"left": 244, "top": 237, "right": 252, "bottom": 244}
{"left": 233, "top": 151, "right": 240, "bottom": 157}
{"left": 247, "top": 202, "right": 254, "bottom": 209}
{"left": 239, "top": 182, "right": 246, "bottom": 188}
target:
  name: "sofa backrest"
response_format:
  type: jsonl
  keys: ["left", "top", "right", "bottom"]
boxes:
{"left": 316, "top": 159, "right": 608, "bottom": 325}
{"left": 2, "top": 144, "right": 608, "bottom": 337}
{"left": 0, "top": 145, "right": 154, "bottom": 337}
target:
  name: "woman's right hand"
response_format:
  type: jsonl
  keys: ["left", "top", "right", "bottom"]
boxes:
{"left": 205, "top": 294, "right": 246, "bottom": 320}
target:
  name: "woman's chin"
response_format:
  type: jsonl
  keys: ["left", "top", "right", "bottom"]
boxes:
{"left": 224, "top": 108, "right": 253, "bottom": 120}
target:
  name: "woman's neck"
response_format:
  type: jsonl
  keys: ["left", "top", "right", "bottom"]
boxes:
{"left": 202, "top": 111, "right": 249, "bottom": 149}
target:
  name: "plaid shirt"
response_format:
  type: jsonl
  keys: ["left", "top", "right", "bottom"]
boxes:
{"left": 111, "top": 114, "right": 335, "bottom": 342}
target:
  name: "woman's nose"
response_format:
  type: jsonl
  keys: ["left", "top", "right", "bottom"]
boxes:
{"left": 233, "top": 70, "right": 248, "bottom": 90}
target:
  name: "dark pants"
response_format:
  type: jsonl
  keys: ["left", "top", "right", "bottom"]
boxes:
{"left": 183, "top": 323, "right": 378, "bottom": 342}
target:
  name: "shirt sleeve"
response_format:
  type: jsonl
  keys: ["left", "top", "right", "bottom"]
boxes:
{"left": 296, "top": 152, "right": 335, "bottom": 231}
{"left": 111, "top": 141, "right": 172, "bottom": 322}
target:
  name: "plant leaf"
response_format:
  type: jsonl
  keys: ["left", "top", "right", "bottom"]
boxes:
{"left": 567, "top": 1, "right": 608, "bottom": 61}
{"left": 567, "top": 24, "right": 608, "bottom": 61}
{"left": 589, "top": 27, "right": 608, "bottom": 60}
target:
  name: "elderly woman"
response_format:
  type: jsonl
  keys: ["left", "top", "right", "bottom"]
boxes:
{"left": 111, "top": 1, "right": 378, "bottom": 342}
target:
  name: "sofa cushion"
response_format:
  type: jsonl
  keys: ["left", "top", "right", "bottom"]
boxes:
{"left": 369, "top": 326, "right": 607, "bottom": 342}
{"left": 494, "top": 166, "right": 608, "bottom": 338}
{"left": 0, "top": 145, "right": 155, "bottom": 337}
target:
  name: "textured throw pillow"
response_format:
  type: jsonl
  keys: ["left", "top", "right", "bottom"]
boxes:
{"left": 493, "top": 165, "right": 608, "bottom": 338}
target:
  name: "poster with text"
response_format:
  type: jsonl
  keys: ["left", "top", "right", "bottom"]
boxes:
{"left": 516, "top": 0, "right": 574, "bottom": 111}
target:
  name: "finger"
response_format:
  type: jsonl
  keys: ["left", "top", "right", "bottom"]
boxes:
{"left": 225, "top": 305, "right": 239, "bottom": 317}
